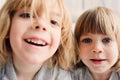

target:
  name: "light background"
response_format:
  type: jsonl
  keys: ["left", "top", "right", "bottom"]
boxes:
{"left": 1, "top": 0, "right": 120, "bottom": 30}
{"left": 64, "top": 0, "right": 120, "bottom": 30}
{"left": 0, "top": 0, "right": 6, "bottom": 9}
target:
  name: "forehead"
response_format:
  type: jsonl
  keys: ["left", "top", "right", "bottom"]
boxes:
{"left": 48, "top": 1, "right": 61, "bottom": 16}
{"left": 12, "top": 0, "right": 62, "bottom": 15}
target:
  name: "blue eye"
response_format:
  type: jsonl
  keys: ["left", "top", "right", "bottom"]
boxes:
{"left": 20, "top": 13, "right": 30, "bottom": 18}
{"left": 102, "top": 38, "right": 111, "bottom": 43}
{"left": 82, "top": 38, "right": 92, "bottom": 43}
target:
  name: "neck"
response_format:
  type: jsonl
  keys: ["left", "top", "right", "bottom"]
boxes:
{"left": 13, "top": 58, "right": 42, "bottom": 80}
{"left": 91, "top": 70, "right": 112, "bottom": 80}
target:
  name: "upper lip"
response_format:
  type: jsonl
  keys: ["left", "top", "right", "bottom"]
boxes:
{"left": 90, "top": 59, "right": 107, "bottom": 61}
{"left": 24, "top": 36, "right": 49, "bottom": 45}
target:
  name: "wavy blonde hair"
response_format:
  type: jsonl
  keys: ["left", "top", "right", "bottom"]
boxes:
{"left": 0, "top": 0, "right": 76, "bottom": 70}
{"left": 74, "top": 7, "right": 120, "bottom": 71}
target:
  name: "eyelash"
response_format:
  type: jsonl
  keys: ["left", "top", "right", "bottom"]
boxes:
{"left": 81, "top": 37, "right": 112, "bottom": 44}
{"left": 19, "top": 13, "right": 60, "bottom": 26}
{"left": 50, "top": 20, "right": 58, "bottom": 26}
{"left": 81, "top": 38, "right": 92, "bottom": 43}
{"left": 19, "top": 13, "right": 31, "bottom": 18}
{"left": 102, "top": 38, "right": 111, "bottom": 43}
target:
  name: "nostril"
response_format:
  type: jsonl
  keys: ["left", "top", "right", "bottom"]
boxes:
{"left": 42, "top": 27, "right": 46, "bottom": 31}
{"left": 93, "top": 50, "right": 102, "bottom": 53}
{"left": 33, "top": 25, "right": 46, "bottom": 31}
{"left": 93, "top": 50, "right": 96, "bottom": 53}
{"left": 99, "top": 50, "right": 102, "bottom": 53}
{"left": 35, "top": 26, "right": 39, "bottom": 29}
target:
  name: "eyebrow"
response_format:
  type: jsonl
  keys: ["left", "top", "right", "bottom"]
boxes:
{"left": 16, "top": 7, "right": 30, "bottom": 13}
{"left": 51, "top": 12, "right": 62, "bottom": 18}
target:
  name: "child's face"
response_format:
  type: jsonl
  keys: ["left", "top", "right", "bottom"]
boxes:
{"left": 9, "top": 2, "right": 62, "bottom": 65}
{"left": 79, "top": 33, "right": 119, "bottom": 74}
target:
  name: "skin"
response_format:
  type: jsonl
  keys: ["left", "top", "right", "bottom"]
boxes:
{"left": 9, "top": 2, "right": 62, "bottom": 80}
{"left": 79, "top": 33, "right": 119, "bottom": 80}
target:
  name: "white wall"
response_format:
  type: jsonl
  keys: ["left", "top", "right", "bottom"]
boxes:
{"left": 0, "top": 0, "right": 6, "bottom": 9}
{"left": 64, "top": 0, "right": 120, "bottom": 24}
{"left": 1, "top": 0, "right": 120, "bottom": 29}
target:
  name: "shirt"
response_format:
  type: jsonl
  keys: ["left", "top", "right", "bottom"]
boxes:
{"left": 0, "top": 61, "right": 73, "bottom": 80}
{"left": 74, "top": 67, "right": 120, "bottom": 80}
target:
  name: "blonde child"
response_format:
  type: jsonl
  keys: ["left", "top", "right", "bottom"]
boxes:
{"left": 74, "top": 7, "right": 120, "bottom": 80}
{"left": 0, "top": 0, "right": 76, "bottom": 80}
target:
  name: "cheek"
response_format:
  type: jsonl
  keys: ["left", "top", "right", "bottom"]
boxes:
{"left": 111, "top": 49, "right": 119, "bottom": 59}
{"left": 9, "top": 21, "right": 26, "bottom": 49}
{"left": 79, "top": 45, "right": 89, "bottom": 53}
{"left": 54, "top": 29, "right": 61, "bottom": 43}
{"left": 9, "top": 25, "right": 23, "bottom": 40}
{"left": 50, "top": 29, "right": 61, "bottom": 50}
{"left": 79, "top": 47, "right": 88, "bottom": 59}
{"left": 107, "top": 47, "right": 119, "bottom": 64}
{"left": 9, "top": 19, "right": 28, "bottom": 39}
{"left": 111, "top": 44, "right": 119, "bottom": 57}
{"left": 9, "top": 26, "right": 21, "bottom": 51}
{"left": 10, "top": 20, "right": 22, "bottom": 37}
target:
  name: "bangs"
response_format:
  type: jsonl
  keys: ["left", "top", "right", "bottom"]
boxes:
{"left": 9, "top": 0, "right": 63, "bottom": 19}
{"left": 79, "top": 7, "right": 117, "bottom": 35}
{"left": 9, "top": 0, "right": 45, "bottom": 16}
{"left": 30, "top": 0, "right": 64, "bottom": 20}
{"left": 9, "top": 0, "right": 31, "bottom": 11}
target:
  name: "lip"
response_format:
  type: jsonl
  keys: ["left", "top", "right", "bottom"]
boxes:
{"left": 90, "top": 59, "right": 107, "bottom": 64}
{"left": 24, "top": 36, "right": 49, "bottom": 47}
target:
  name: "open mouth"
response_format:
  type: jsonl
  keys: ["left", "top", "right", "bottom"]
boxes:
{"left": 24, "top": 39, "right": 48, "bottom": 46}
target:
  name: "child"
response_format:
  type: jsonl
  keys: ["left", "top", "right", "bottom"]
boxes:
{"left": 0, "top": 0, "right": 76, "bottom": 80}
{"left": 74, "top": 7, "right": 120, "bottom": 80}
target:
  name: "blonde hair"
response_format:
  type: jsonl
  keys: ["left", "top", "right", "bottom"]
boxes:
{"left": 0, "top": 0, "right": 76, "bottom": 70}
{"left": 74, "top": 7, "right": 120, "bottom": 70}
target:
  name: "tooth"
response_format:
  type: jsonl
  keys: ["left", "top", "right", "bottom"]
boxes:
{"left": 26, "top": 39, "right": 46, "bottom": 46}
{"left": 43, "top": 42, "right": 46, "bottom": 45}
{"left": 28, "top": 39, "right": 31, "bottom": 42}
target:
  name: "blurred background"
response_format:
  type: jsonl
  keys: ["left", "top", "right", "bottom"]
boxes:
{"left": 64, "top": 0, "right": 120, "bottom": 23}
{"left": 64, "top": 0, "right": 120, "bottom": 30}
{"left": 1, "top": 0, "right": 120, "bottom": 30}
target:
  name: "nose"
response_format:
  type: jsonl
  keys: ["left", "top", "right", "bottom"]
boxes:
{"left": 32, "top": 15, "right": 48, "bottom": 31}
{"left": 33, "top": 25, "right": 46, "bottom": 31}
{"left": 92, "top": 42, "right": 103, "bottom": 54}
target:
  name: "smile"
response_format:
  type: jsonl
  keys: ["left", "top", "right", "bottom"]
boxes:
{"left": 24, "top": 39, "right": 48, "bottom": 46}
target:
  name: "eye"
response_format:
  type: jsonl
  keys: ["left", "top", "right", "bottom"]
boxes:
{"left": 19, "top": 13, "right": 30, "bottom": 18}
{"left": 50, "top": 20, "right": 58, "bottom": 25}
{"left": 81, "top": 38, "right": 92, "bottom": 43}
{"left": 102, "top": 38, "right": 111, "bottom": 43}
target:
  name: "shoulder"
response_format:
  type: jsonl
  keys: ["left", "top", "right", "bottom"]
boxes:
{"left": 0, "top": 60, "right": 16, "bottom": 80}
{"left": 0, "top": 66, "right": 3, "bottom": 75}
{"left": 108, "top": 70, "right": 120, "bottom": 80}
{"left": 74, "top": 67, "right": 88, "bottom": 76}
{"left": 0, "top": 65, "right": 7, "bottom": 79}
{"left": 116, "top": 71, "right": 120, "bottom": 78}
